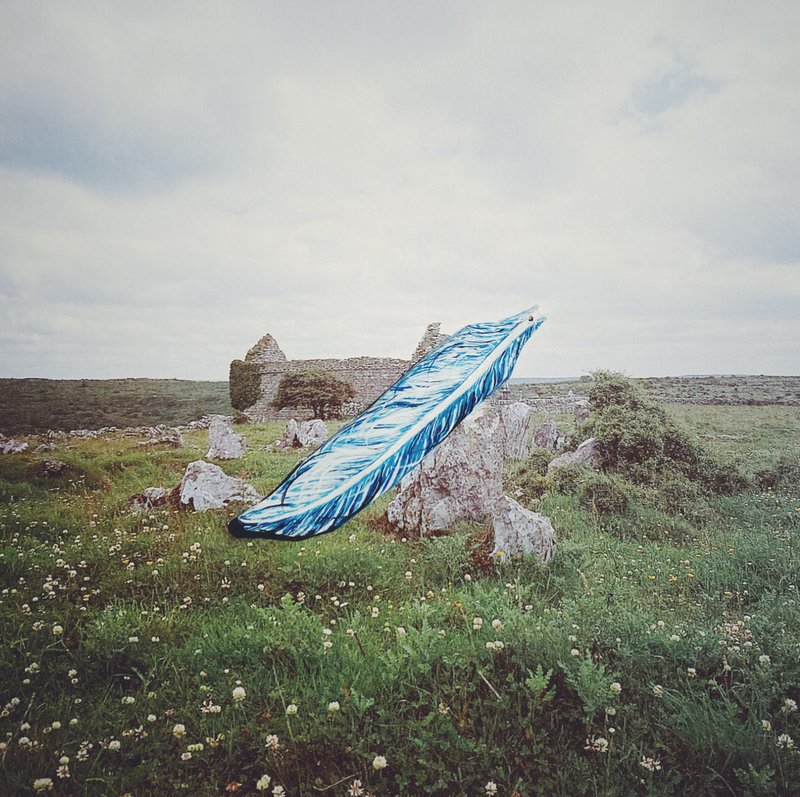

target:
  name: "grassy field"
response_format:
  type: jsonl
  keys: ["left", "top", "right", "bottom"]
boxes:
{"left": 0, "top": 380, "right": 232, "bottom": 435}
{"left": 0, "top": 399, "right": 798, "bottom": 795}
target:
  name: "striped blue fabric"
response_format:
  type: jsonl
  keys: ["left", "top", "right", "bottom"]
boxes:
{"left": 228, "top": 307, "right": 545, "bottom": 540}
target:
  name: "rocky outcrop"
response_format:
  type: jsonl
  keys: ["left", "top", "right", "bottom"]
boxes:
{"left": 137, "top": 426, "right": 184, "bottom": 448}
{"left": 491, "top": 496, "right": 556, "bottom": 562}
{"left": 178, "top": 461, "right": 260, "bottom": 511}
{"left": 206, "top": 415, "right": 247, "bottom": 460}
{"left": 276, "top": 419, "right": 328, "bottom": 449}
{"left": 547, "top": 437, "right": 599, "bottom": 472}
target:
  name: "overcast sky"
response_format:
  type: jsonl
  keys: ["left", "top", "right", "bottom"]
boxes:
{"left": 1, "top": 1, "right": 798, "bottom": 380}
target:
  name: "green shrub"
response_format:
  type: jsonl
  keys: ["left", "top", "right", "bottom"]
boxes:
{"left": 505, "top": 447, "right": 553, "bottom": 500}
{"left": 545, "top": 463, "right": 591, "bottom": 495}
{"left": 229, "top": 358, "right": 261, "bottom": 410}
{"left": 272, "top": 370, "right": 356, "bottom": 419}
{"left": 576, "top": 470, "right": 631, "bottom": 515}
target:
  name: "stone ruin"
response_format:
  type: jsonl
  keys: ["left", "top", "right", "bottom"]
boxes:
{"left": 238, "top": 323, "right": 450, "bottom": 422}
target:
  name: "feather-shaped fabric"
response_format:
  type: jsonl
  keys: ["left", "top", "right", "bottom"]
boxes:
{"left": 228, "top": 307, "right": 546, "bottom": 540}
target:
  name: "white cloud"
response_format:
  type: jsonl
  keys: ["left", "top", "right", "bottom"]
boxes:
{"left": 0, "top": 1, "right": 797, "bottom": 379}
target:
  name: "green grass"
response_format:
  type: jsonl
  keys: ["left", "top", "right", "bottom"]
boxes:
{"left": 0, "top": 379, "right": 233, "bottom": 435}
{"left": 0, "top": 409, "right": 798, "bottom": 796}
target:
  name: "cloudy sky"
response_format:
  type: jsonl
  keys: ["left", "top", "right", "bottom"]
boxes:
{"left": 1, "top": 1, "right": 798, "bottom": 380}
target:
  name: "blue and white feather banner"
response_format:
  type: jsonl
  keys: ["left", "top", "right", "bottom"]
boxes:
{"left": 228, "top": 307, "right": 545, "bottom": 540}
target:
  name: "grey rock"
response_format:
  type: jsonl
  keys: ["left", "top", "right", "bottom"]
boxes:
{"left": 277, "top": 418, "right": 328, "bottom": 449}
{"left": 37, "top": 459, "right": 66, "bottom": 477}
{"left": 130, "top": 486, "right": 169, "bottom": 513}
{"left": 498, "top": 402, "right": 533, "bottom": 460}
{"left": 0, "top": 436, "right": 28, "bottom": 454}
{"left": 491, "top": 495, "right": 556, "bottom": 562}
{"left": 206, "top": 415, "right": 247, "bottom": 460}
{"left": 178, "top": 461, "right": 260, "bottom": 512}
{"left": 547, "top": 437, "right": 599, "bottom": 472}
{"left": 532, "top": 416, "right": 564, "bottom": 452}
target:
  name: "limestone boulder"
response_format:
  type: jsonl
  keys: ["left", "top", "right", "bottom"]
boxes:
{"left": 498, "top": 402, "right": 533, "bottom": 460}
{"left": 491, "top": 495, "right": 557, "bottom": 563}
{"left": 178, "top": 461, "right": 261, "bottom": 511}
{"left": 206, "top": 415, "right": 247, "bottom": 460}
{"left": 276, "top": 419, "right": 328, "bottom": 449}
{"left": 386, "top": 405, "right": 505, "bottom": 536}
{"left": 547, "top": 437, "right": 599, "bottom": 472}
{"left": 532, "top": 416, "right": 564, "bottom": 452}
{"left": 130, "top": 486, "right": 169, "bottom": 513}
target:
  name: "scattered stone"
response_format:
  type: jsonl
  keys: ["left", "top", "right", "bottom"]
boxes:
{"left": 276, "top": 419, "right": 328, "bottom": 449}
{"left": 36, "top": 459, "right": 66, "bottom": 478}
{"left": 206, "top": 415, "right": 247, "bottom": 460}
{"left": 574, "top": 399, "right": 590, "bottom": 421}
{"left": 138, "top": 426, "right": 184, "bottom": 448}
{"left": 178, "top": 461, "right": 260, "bottom": 511}
{"left": 0, "top": 436, "right": 28, "bottom": 454}
{"left": 547, "top": 437, "right": 599, "bottom": 472}
{"left": 532, "top": 417, "right": 564, "bottom": 452}
{"left": 491, "top": 495, "right": 556, "bottom": 563}
{"left": 34, "top": 442, "right": 56, "bottom": 453}
{"left": 498, "top": 402, "right": 533, "bottom": 460}
{"left": 130, "top": 486, "right": 169, "bottom": 513}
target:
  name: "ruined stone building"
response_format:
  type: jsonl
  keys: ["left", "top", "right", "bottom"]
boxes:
{"left": 237, "top": 323, "right": 449, "bottom": 421}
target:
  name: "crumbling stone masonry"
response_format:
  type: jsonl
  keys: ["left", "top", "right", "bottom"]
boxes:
{"left": 238, "top": 324, "right": 449, "bottom": 421}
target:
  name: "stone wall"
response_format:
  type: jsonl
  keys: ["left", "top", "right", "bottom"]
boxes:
{"left": 241, "top": 327, "right": 446, "bottom": 421}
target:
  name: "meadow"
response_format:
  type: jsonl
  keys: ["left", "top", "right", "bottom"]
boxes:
{"left": 0, "top": 388, "right": 799, "bottom": 796}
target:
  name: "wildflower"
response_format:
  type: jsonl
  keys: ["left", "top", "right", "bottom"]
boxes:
{"left": 372, "top": 754, "right": 387, "bottom": 769}
{"left": 584, "top": 735, "right": 609, "bottom": 753}
{"left": 172, "top": 723, "right": 186, "bottom": 738}
{"left": 348, "top": 779, "right": 365, "bottom": 796}
{"left": 33, "top": 778, "right": 54, "bottom": 792}
{"left": 605, "top": 707, "right": 616, "bottom": 716}
{"left": 609, "top": 682, "right": 622, "bottom": 694}
{"left": 50, "top": 721, "right": 61, "bottom": 730}
{"left": 759, "top": 654, "right": 771, "bottom": 665}
{"left": 122, "top": 696, "right": 135, "bottom": 704}
{"left": 323, "top": 639, "right": 333, "bottom": 650}
{"left": 181, "top": 752, "right": 192, "bottom": 760}
{"left": 782, "top": 698, "right": 798, "bottom": 714}
{"left": 570, "top": 648, "right": 580, "bottom": 657}
{"left": 265, "top": 734, "right": 280, "bottom": 751}
{"left": 147, "top": 714, "right": 157, "bottom": 722}
{"left": 777, "top": 734, "right": 795, "bottom": 749}
{"left": 327, "top": 701, "right": 340, "bottom": 712}
{"left": 272, "top": 786, "right": 285, "bottom": 796}
{"left": 640, "top": 756, "right": 662, "bottom": 772}
{"left": 438, "top": 702, "right": 450, "bottom": 715}
{"left": 669, "top": 634, "right": 680, "bottom": 642}
{"left": 762, "top": 720, "right": 772, "bottom": 731}
{"left": 285, "top": 703, "right": 298, "bottom": 715}
{"left": 485, "top": 781, "right": 498, "bottom": 795}
{"left": 52, "top": 625, "right": 63, "bottom": 636}
{"left": 653, "top": 685, "right": 664, "bottom": 697}
{"left": 232, "top": 687, "right": 246, "bottom": 702}
{"left": 56, "top": 766, "right": 70, "bottom": 779}
{"left": 396, "top": 627, "right": 407, "bottom": 636}
{"left": 108, "top": 740, "right": 121, "bottom": 751}
{"left": 472, "top": 617, "right": 483, "bottom": 630}
{"left": 687, "top": 668, "right": 697, "bottom": 678}
{"left": 256, "top": 774, "right": 271, "bottom": 791}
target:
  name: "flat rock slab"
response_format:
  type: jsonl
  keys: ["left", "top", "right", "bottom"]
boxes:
{"left": 491, "top": 495, "right": 556, "bottom": 562}
{"left": 547, "top": 437, "right": 599, "bottom": 472}
{"left": 178, "top": 460, "right": 260, "bottom": 511}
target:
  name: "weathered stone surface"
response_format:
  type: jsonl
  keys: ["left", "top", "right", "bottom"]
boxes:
{"left": 178, "top": 461, "right": 260, "bottom": 511}
{"left": 138, "top": 426, "right": 184, "bottom": 448}
{"left": 411, "top": 322, "right": 449, "bottom": 362}
{"left": 491, "top": 495, "right": 557, "bottom": 562}
{"left": 547, "top": 437, "right": 599, "bottom": 472}
{"left": 206, "top": 415, "right": 247, "bottom": 460}
{"left": 130, "top": 486, "right": 169, "bottom": 513}
{"left": 498, "top": 402, "right": 533, "bottom": 460}
{"left": 386, "top": 405, "right": 505, "bottom": 536}
{"left": 0, "top": 436, "right": 28, "bottom": 454}
{"left": 533, "top": 417, "right": 564, "bottom": 452}
{"left": 276, "top": 419, "right": 328, "bottom": 449}
{"left": 575, "top": 399, "right": 590, "bottom": 421}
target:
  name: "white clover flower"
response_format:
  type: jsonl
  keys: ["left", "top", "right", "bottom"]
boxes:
{"left": 286, "top": 704, "right": 298, "bottom": 716}
{"left": 687, "top": 668, "right": 697, "bottom": 678}
{"left": 172, "top": 723, "right": 186, "bottom": 738}
{"left": 256, "top": 774, "right": 271, "bottom": 791}
{"left": 372, "top": 754, "right": 387, "bottom": 769}
{"left": 605, "top": 707, "right": 616, "bottom": 716}
{"left": 584, "top": 736, "right": 609, "bottom": 753}
{"left": 232, "top": 687, "right": 246, "bottom": 702}
{"left": 762, "top": 720, "right": 772, "bottom": 731}
{"left": 777, "top": 733, "right": 795, "bottom": 749}
{"left": 327, "top": 701, "right": 340, "bottom": 712}
{"left": 759, "top": 654, "right": 771, "bottom": 665}
{"left": 472, "top": 617, "right": 483, "bottom": 630}
{"left": 265, "top": 734, "right": 280, "bottom": 751}
{"left": 396, "top": 627, "right": 407, "bottom": 636}
{"left": 653, "top": 685, "right": 664, "bottom": 697}
{"left": 322, "top": 639, "right": 333, "bottom": 650}
{"left": 108, "top": 739, "right": 121, "bottom": 751}
{"left": 485, "top": 781, "right": 498, "bottom": 795}
{"left": 570, "top": 648, "right": 580, "bottom": 657}
{"left": 491, "top": 619, "right": 503, "bottom": 631}
{"left": 782, "top": 698, "right": 797, "bottom": 714}
{"left": 122, "top": 696, "right": 135, "bottom": 705}
{"left": 272, "top": 785, "right": 285, "bottom": 796}
{"left": 147, "top": 714, "right": 157, "bottom": 722}
{"left": 33, "top": 778, "right": 54, "bottom": 792}
{"left": 609, "top": 682, "right": 622, "bottom": 694}
{"left": 640, "top": 756, "right": 662, "bottom": 772}
{"left": 181, "top": 751, "right": 192, "bottom": 761}
{"left": 52, "top": 625, "right": 63, "bottom": 636}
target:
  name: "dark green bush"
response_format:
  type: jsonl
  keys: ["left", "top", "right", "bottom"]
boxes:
{"left": 229, "top": 359, "right": 261, "bottom": 411}
{"left": 505, "top": 448, "right": 554, "bottom": 501}
{"left": 545, "top": 463, "right": 591, "bottom": 495}
{"left": 576, "top": 470, "right": 631, "bottom": 515}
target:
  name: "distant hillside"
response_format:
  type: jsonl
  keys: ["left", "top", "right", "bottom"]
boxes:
{"left": 509, "top": 374, "right": 800, "bottom": 406}
{"left": 0, "top": 379, "right": 233, "bottom": 434}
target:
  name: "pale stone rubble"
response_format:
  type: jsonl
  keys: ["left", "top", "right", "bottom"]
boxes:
{"left": 547, "top": 437, "right": 599, "bottom": 472}
{"left": 0, "top": 436, "right": 28, "bottom": 454}
{"left": 177, "top": 461, "right": 260, "bottom": 511}
{"left": 275, "top": 419, "right": 328, "bottom": 449}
